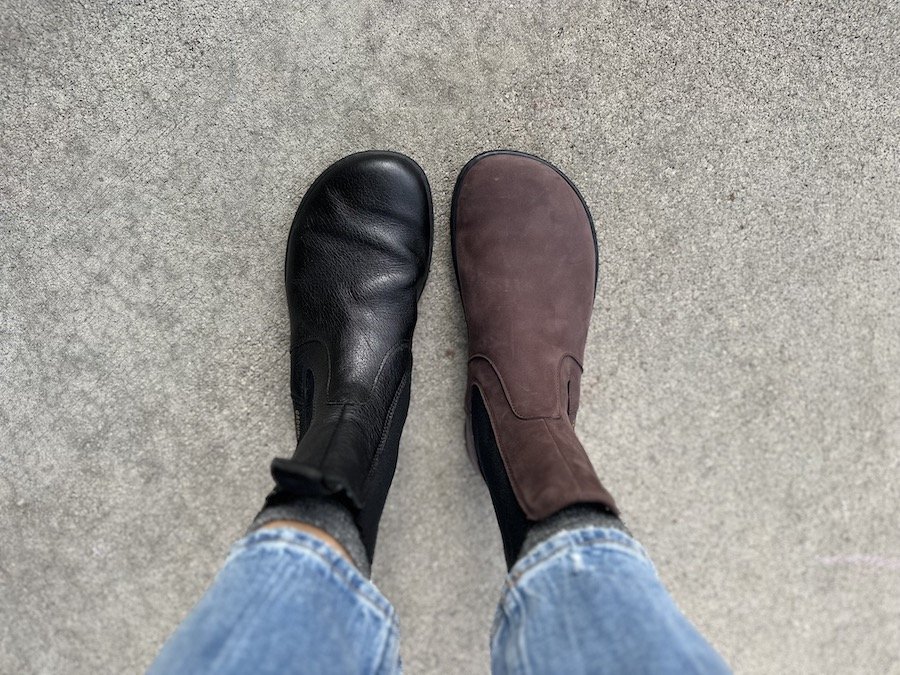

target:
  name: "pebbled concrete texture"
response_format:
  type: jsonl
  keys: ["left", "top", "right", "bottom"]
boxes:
{"left": 1, "top": 0, "right": 899, "bottom": 672}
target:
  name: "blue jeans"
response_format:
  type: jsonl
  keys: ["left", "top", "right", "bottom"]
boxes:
{"left": 150, "top": 527, "right": 730, "bottom": 674}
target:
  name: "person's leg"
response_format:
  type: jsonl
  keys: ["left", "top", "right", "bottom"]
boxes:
{"left": 451, "top": 151, "right": 729, "bottom": 674}
{"left": 150, "top": 151, "right": 432, "bottom": 673}
{"left": 490, "top": 527, "right": 730, "bottom": 674}
{"left": 149, "top": 527, "right": 401, "bottom": 675}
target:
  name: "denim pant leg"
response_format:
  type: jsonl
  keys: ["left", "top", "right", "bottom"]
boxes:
{"left": 149, "top": 528, "right": 401, "bottom": 675}
{"left": 490, "top": 527, "right": 731, "bottom": 675}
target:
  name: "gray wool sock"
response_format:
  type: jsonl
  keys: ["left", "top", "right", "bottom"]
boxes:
{"left": 518, "top": 504, "right": 631, "bottom": 564}
{"left": 250, "top": 497, "right": 371, "bottom": 577}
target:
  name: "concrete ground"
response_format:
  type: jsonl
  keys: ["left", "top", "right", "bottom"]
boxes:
{"left": 2, "top": 1, "right": 898, "bottom": 673}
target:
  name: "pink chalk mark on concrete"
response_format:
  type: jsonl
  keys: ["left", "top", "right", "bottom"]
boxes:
{"left": 817, "top": 555, "right": 900, "bottom": 571}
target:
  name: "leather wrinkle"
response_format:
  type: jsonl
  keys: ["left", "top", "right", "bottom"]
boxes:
{"left": 292, "top": 339, "right": 412, "bottom": 406}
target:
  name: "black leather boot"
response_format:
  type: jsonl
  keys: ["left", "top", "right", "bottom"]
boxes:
{"left": 266, "top": 151, "right": 432, "bottom": 564}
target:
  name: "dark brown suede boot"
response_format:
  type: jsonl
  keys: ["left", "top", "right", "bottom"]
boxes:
{"left": 451, "top": 150, "right": 618, "bottom": 567}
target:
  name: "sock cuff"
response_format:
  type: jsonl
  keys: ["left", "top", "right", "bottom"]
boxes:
{"left": 519, "top": 504, "right": 630, "bottom": 564}
{"left": 249, "top": 497, "right": 371, "bottom": 577}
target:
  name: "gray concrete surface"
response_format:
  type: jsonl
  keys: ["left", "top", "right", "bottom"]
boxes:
{"left": 1, "top": 1, "right": 899, "bottom": 673}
